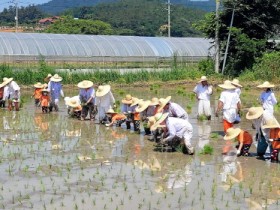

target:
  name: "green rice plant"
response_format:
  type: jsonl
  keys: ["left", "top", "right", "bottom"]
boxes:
{"left": 199, "top": 144, "right": 214, "bottom": 155}
{"left": 210, "top": 132, "right": 219, "bottom": 139}
{"left": 186, "top": 104, "right": 192, "bottom": 114}
{"left": 198, "top": 115, "right": 207, "bottom": 121}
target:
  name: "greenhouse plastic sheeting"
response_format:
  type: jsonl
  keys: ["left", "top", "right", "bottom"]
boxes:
{"left": 0, "top": 32, "right": 213, "bottom": 61}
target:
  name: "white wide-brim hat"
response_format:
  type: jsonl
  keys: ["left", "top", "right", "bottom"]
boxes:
{"left": 246, "top": 106, "right": 264, "bottom": 120}
{"left": 199, "top": 76, "right": 207, "bottom": 83}
{"left": 41, "top": 89, "right": 49, "bottom": 93}
{"left": 77, "top": 80, "right": 93, "bottom": 89}
{"left": 96, "top": 85, "right": 111, "bottom": 97}
{"left": 262, "top": 118, "right": 280, "bottom": 129}
{"left": 135, "top": 100, "right": 151, "bottom": 113}
{"left": 122, "top": 94, "right": 133, "bottom": 104}
{"left": 257, "top": 81, "right": 275, "bottom": 88}
{"left": 150, "top": 97, "right": 159, "bottom": 106}
{"left": 34, "top": 82, "right": 45, "bottom": 88}
{"left": 231, "top": 79, "right": 243, "bottom": 88}
{"left": 224, "top": 127, "right": 241, "bottom": 140}
{"left": 67, "top": 98, "right": 80, "bottom": 108}
{"left": 158, "top": 96, "right": 172, "bottom": 111}
{"left": 131, "top": 97, "right": 142, "bottom": 107}
{"left": 2, "top": 77, "right": 13, "bottom": 86}
{"left": 150, "top": 112, "right": 169, "bottom": 131}
{"left": 50, "top": 74, "right": 63, "bottom": 82}
{"left": 106, "top": 108, "right": 117, "bottom": 114}
{"left": 218, "top": 80, "right": 236, "bottom": 90}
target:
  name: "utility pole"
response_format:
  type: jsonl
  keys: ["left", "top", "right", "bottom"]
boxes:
{"left": 10, "top": 0, "right": 18, "bottom": 32}
{"left": 167, "top": 0, "right": 171, "bottom": 37}
{"left": 215, "top": 0, "right": 220, "bottom": 73}
{"left": 222, "top": 7, "right": 235, "bottom": 74}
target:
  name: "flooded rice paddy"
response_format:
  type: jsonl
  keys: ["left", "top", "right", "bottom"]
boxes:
{"left": 0, "top": 85, "right": 279, "bottom": 210}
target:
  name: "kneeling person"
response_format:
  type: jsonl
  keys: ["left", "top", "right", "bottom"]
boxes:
{"left": 224, "top": 127, "right": 252, "bottom": 156}
{"left": 151, "top": 113, "right": 194, "bottom": 155}
{"left": 105, "top": 109, "right": 127, "bottom": 127}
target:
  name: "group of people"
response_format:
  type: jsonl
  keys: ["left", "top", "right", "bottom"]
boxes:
{"left": 0, "top": 73, "right": 279, "bottom": 160}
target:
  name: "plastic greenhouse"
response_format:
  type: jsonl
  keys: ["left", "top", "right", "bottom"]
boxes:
{"left": 0, "top": 32, "right": 213, "bottom": 64}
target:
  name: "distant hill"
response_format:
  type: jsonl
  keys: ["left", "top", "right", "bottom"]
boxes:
{"left": 61, "top": 0, "right": 206, "bottom": 37}
{"left": 39, "top": 0, "right": 215, "bottom": 15}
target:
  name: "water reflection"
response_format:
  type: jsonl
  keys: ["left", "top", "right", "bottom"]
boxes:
{"left": 197, "top": 121, "right": 211, "bottom": 150}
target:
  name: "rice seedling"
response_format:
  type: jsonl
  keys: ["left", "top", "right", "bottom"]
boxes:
{"left": 200, "top": 144, "right": 214, "bottom": 155}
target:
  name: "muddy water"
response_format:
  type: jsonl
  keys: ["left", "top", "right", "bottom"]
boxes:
{"left": 0, "top": 86, "right": 279, "bottom": 210}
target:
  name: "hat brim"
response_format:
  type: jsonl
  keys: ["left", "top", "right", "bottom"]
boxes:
{"left": 2, "top": 78, "right": 13, "bottom": 86}
{"left": 96, "top": 85, "right": 111, "bottom": 97}
{"left": 131, "top": 98, "right": 142, "bottom": 107}
{"left": 50, "top": 77, "right": 62, "bottom": 82}
{"left": 257, "top": 84, "right": 275, "bottom": 88}
{"left": 158, "top": 96, "right": 172, "bottom": 112}
{"left": 41, "top": 89, "right": 49, "bottom": 92}
{"left": 135, "top": 101, "right": 151, "bottom": 113}
{"left": 77, "top": 81, "right": 93, "bottom": 89}
{"left": 122, "top": 99, "right": 133, "bottom": 105}
{"left": 246, "top": 107, "right": 264, "bottom": 120}
{"left": 34, "top": 84, "right": 44, "bottom": 88}
{"left": 106, "top": 111, "right": 117, "bottom": 114}
{"left": 218, "top": 84, "right": 236, "bottom": 90}
{"left": 150, "top": 113, "right": 169, "bottom": 131}
{"left": 231, "top": 82, "right": 243, "bottom": 88}
{"left": 262, "top": 120, "right": 280, "bottom": 129}
{"left": 223, "top": 128, "right": 241, "bottom": 140}
{"left": 67, "top": 102, "right": 80, "bottom": 108}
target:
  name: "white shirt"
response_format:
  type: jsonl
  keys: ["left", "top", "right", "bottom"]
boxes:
{"left": 193, "top": 84, "right": 212, "bottom": 100}
{"left": 95, "top": 91, "right": 115, "bottom": 108}
{"left": 253, "top": 110, "right": 274, "bottom": 140}
{"left": 7, "top": 81, "right": 20, "bottom": 98}
{"left": 165, "top": 117, "right": 193, "bottom": 141}
{"left": 260, "top": 91, "right": 277, "bottom": 113}
{"left": 219, "top": 90, "right": 239, "bottom": 123}
{"left": 165, "top": 102, "right": 188, "bottom": 120}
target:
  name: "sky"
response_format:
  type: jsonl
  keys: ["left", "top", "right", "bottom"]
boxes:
{"left": 0, "top": 0, "right": 49, "bottom": 12}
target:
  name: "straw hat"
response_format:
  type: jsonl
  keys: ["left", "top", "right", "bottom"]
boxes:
{"left": 218, "top": 80, "right": 236, "bottom": 90}
{"left": 34, "top": 82, "right": 45, "bottom": 88}
{"left": 77, "top": 80, "right": 93, "bottom": 89}
{"left": 96, "top": 85, "right": 111, "bottom": 97}
{"left": 150, "top": 97, "right": 159, "bottom": 106}
{"left": 0, "top": 82, "right": 5, "bottom": 88}
{"left": 67, "top": 98, "right": 80, "bottom": 108}
{"left": 41, "top": 89, "right": 49, "bottom": 93}
{"left": 158, "top": 96, "right": 172, "bottom": 111}
{"left": 246, "top": 107, "right": 264, "bottom": 120}
{"left": 150, "top": 112, "right": 169, "bottom": 131}
{"left": 106, "top": 108, "right": 117, "bottom": 114}
{"left": 224, "top": 127, "right": 241, "bottom": 140}
{"left": 50, "top": 74, "right": 62, "bottom": 82}
{"left": 122, "top": 94, "right": 133, "bottom": 104}
{"left": 2, "top": 77, "right": 13, "bottom": 86}
{"left": 131, "top": 97, "right": 142, "bottom": 107}
{"left": 199, "top": 76, "right": 207, "bottom": 83}
{"left": 135, "top": 100, "right": 151, "bottom": 113}
{"left": 231, "top": 79, "right": 243, "bottom": 88}
{"left": 147, "top": 116, "right": 156, "bottom": 128}
{"left": 257, "top": 81, "right": 275, "bottom": 88}
{"left": 262, "top": 118, "right": 280, "bottom": 129}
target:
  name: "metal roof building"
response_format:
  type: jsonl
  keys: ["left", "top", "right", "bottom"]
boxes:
{"left": 0, "top": 32, "right": 213, "bottom": 63}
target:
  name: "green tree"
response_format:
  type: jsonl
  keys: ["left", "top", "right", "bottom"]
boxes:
{"left": 44, "top": 16, "right": 113, "bottom": 35}
{"left": 195, "top": 0, "right": 280, "bottom": 76}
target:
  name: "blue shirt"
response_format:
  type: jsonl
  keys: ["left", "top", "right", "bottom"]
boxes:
{"left": 79, "top": 87, "right": 95, "bottom": 104}
{"left": 48, "top": 81, "right": 63, "bottom": 100}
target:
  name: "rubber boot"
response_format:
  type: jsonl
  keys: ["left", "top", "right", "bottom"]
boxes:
{"left": 14, "top": 102, "right": 19, "bottom": 111}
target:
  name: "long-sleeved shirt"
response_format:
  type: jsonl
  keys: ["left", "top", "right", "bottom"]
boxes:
{"left": 193, "top": 84, "right": 212, "bottom": 100}
{"left": 95, "top": 91, "right": 115, "bottom": 108}
{"left": 219, "top": 90, "right": 240, "bottom": 123}
{"left": 79, "top": 87, "right": 95, "bottom": 104}
{"left": 7, "top": 81, "right": 20, "bottom": 98}
{"left": 260, "top": 91, "right": 277, "bottom": 113}
{"left": 164, "top": 102, "right": 188, "bottom": 120}
{"left": 165, "top": 117, "right": 193, "bottom": 142}
{"left": 48, "top": 81, "right": 64, "bottom": 100}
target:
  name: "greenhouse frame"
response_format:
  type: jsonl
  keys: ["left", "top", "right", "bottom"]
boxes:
{"left": 0, "top": 32, "right": 214, "bottom": 64}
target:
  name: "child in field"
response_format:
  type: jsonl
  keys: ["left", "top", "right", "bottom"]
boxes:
{"left": 105, "top": 109, "right": 127, "bottom": 127}
{"left": 224, "top": 127, "right": 253, "bottom": 156}
{"left": 32, "top": 82, "right": 44, "bottom": 107}
{"left": 121, "top": 94, "right": 133, "bottom": 129}
{"left": 40, "top": 89, "right": 51, "bottom": 113}
{"left": 263, "top": 118, "right": 280, "bottom": 161}
{"left": 66, "top": 97, "right": 82, "bottom": 119}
